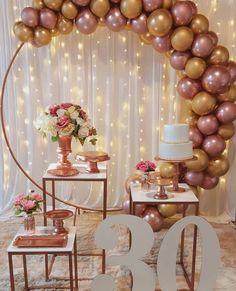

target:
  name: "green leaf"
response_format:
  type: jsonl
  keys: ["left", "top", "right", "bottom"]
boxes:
{"left": 51, "top": 136, "right": 59, "bottom": 142}
{"left": 15, "top": 209, "right": 23, "bottom": 216}
{"left": 90, "top": 138, "right": 97, "bottom": 145}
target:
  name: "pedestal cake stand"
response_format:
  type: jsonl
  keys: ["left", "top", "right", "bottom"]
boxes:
{"left": 75, "top": 151, "right": 110, "bottom": 173}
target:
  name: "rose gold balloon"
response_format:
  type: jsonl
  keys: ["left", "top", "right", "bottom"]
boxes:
{"left": 171, "top": 1, "right": 194, "bottom": 26}
{"left": 122, "top": 197, "right": 130, "bottom": 214}
{"left": 177, "top": 204, "right": 189, "bottom": 213}
{"left": 202, "top": 135, "right": 226, "bottom": 158}
{"left": 218, "top": 123, "right": 235, "bottom": 140}
{"left": 185, "top": 171, "right": 204, "bottom": 186}
{"left": 152, "top": 33, "right": 171, "bottom": 53}
{"left": 171, "top": 26, "right": 194, "bottom": 52}
{"left": 190, "top": 14, "right": 209, "bottom": 34}
{"left": 120, "top": 0, "right": 142, "bottom": 19}
{"left": 32, "top": 0, "right": 45, "bottom": 9}
{"left": 216, "top": 101, "right": 236, "bottom": 124}
{"left": 186, "top": 0, "right": 197, "bottom": 15}
{"left": 170, "top": 51, "right": 191, "bottom": 70}
{"left": 13, "top": 21, "right": 34, "bottom": 42}
{"left": 177, "top": 77, "right": 202, "bottom": 100}
{"left": 44, "top": 0, "right": 63, "bottom": 11}
{"left": 21, "top": 7, "right": 39, "bottom": 28}
{"left": 197, "top": 114, "right": 219, "bottom": 135}
{"left": 227, "top": 61, "right": 236, "bottom": 83}
{"left": 134, "top": 204, "right": 147, "bottom": 217}
{"left": 142, "top": 207, "right": 164, "bottom": 232}
{"left": 185, "top": 57, "right": 206, "bottom": 79}
{"left": 34, "top": 26, "right": 52, "bottom": 45}
{"left": 125, "top": 174, "right": 142, "bottom": 193}
{"left": 147, "top": 8, "right": 173, "bottom": 37}
{"left": 218, "top": 82, "right": 236, "bottom": 102}
{"left": 189, "top": 126, "right": 203, "bottom": 148}
{"left": 192, "top": 91, "right": 216, "bottom": 116}
{"left": 105, "top": 7, "right": 127, "bottom": 32}
{"left": 202, "top": 65, "right": 231, "bottom": 94}
{"left": 200, "top": 174, "right": 219, "bottom": 190}
{"left": 192, "top": 33, "right": 215, "bottom": 58}
{"left": 143, "top": 0, "right": 163, "bottom": 12}
{"left": 207, "top": 155, "right": 230, "bottom": 177}
{"left": 57, "top": 16, "right": 74, "bottom": 34}
{"left": 62, "top": 0, "right": 78, "bottom": 19}
{"left": 158, "top": 204, "right": 177, "bottom": 218}
{"left": 206, "top": 31, "right": 218, "bottom": 46}
{"left": 40, "top": 8, "right": 58, "bottom": 29}
{"left": 139, "top": 32, "right": 153, "bottom": 44}
{"left": 131, "top": 13, "right": 148, "bottom": 34}
{"left": 110, "top": 0, "right": 121, "bottom": 2}
{"left": 75, "top": 9, "right": 97, "bottom": 34}
{"left": 72, "top": 0, "right": 90, "bottom": 5}
{"left": 185, "top": 149, "right": 209, "bottom": 172}
{"left": 208, "top": 46, "right": 229, "bottom": 66}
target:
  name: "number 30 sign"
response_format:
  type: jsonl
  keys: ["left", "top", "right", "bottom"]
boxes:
{"left": 91, "top": 215, "right": 220, "bottom": 291}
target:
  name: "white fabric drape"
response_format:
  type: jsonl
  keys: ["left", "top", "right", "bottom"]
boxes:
{"left": 0, "top": 0, "right": 235, "bottom": 218}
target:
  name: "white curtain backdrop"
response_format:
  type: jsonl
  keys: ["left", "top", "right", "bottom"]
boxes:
{"left": 0, "top": 0, "right": 235, "bottom": 219}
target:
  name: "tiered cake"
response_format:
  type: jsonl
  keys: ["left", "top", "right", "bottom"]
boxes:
{"left": 159, "top": 124, "right": 193, "bottom": 160}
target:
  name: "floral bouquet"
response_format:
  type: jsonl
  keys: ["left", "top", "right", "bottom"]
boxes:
{"left": 136, "top": 161, "right": 157, "bottom": 172}
{"left": 14, "top": 192, "right": 43, "bottom": 215}
{"left": 35, "top": 103, "right": 97, "bottom": 145}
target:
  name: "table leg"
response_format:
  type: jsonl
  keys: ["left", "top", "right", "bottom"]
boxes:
{"left": 180, "top": 204, "right": 186, "bottom": 265}
{"left": 191, "top": 203, "right": 199, "bottom": 291}
{"left": 22, "top": 255, "right": 29, "bottom": 290}
{"left": 102, "top": 179, "right": 107, "bottom": 274}
{"left": 129, "top": 196, "right": 133, "bottom": 250}
{"left": 43, "top": 179, "right": 47, "bottom": 226}
{"left": 69, "top": 253, "right": 74, "bottom": 291}
{"left": 8, "top": 253, "right": 15, "bottom": 291}
{"left": 52, "top": 180, "right": 55, "bottom": 210}
{"left": 45, "top": 254, "right": 49, "bottom": 281}
{"left": 74, "top": 237, "right": 78, "bottom": 290}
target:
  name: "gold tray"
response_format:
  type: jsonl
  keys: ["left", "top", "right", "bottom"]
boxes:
{"left": 13, "top": 234, "right": 68, "bottom": 248}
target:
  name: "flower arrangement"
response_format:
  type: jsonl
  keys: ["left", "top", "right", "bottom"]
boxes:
{"left": 14, "top": 192, "right": 43, "bottom": 215}
{"left": 35, "top": 103, "right": 97, "bottom": 145}
{"left": 136, "top": 161, "right": 157, "bottom": 172}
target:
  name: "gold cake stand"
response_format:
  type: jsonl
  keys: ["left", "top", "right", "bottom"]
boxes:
{"left": 75, "top": 151, "right": 110, "bottom": 173}
{"left": 149, "top": 177, "right": 173, "bottom": 200}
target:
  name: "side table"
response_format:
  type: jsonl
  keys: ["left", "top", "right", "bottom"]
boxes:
{"left": 130, "top": 183, "right": 199, "bottom": 291}
{"left": 7, "top": 226, "right": 78, "bottom": 291}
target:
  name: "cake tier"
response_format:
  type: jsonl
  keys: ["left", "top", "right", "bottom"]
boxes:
{"left": 159, "top": 141, "right": 193, "bottom": 161}
{"left": 162, "top": 124, "right": 189, "bottom": 143}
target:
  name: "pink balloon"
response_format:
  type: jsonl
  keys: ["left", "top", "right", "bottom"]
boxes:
{"left": 142, "top": 207, "right": 164, "bottom": 232}
{"left": 105, "top": 7, "right": 127, "bottom": 32}
{"left": 122, "top": 198, "right": 130, "bottom": 214}
{"left": 202, "top": 135, "right": 226, "bottom": 158}
{"left": 152, "top": 33, "right": 171, "bottom": 53}
{"left": 110, "top": 0, "right": 121, "bottom": 2}
{"left": 40, "top": 8, "right": 58, "bottom": 30}
{"left": 227, "top": 61, "right": 236, "bottom": 83}
{"left": 206, "top": 31, "right": 218, "bottom": 47}
{"left": 131, "top": 14, "right": 148, "bottom": 35}
{"left": 143, "top": 0, "right": 163, "bottom": 12}
{"left": 134, "top": 204, "right": 147, "bottom": 217}
{"left": 186, "top": 1, "right": 198, "bottom": 15}
{"left": 171, "top": 1, "right": 194, "bottom": 26}
{"left": 197, "top": 114, "right": 219, "bottom": 135}
{"left": 31, "top": 39, "right": 42, "bottom": 48}
{"left": 202, "top": 65, "right": 231, "bottom": 94}
{"left": 21, "top": 7, "right": 39, "bottom": 28}
{"left": 189, "top": 126, "right": 203, "bottom": 148}
{"left": 216, "top": 101, "right": 236, "bottom": 124}
{"left": 185, "top": 171, "right": 204, "bottom": 186}
{"left": 75, "top": 9, "right": 98, "bottom": 34}
{"left": 177, "top": 77, "right": 202, "bottom": 100}
{"left": 170, "top": 51, "right": 191, "bottom": 70}
{"left": 72, "top": 0, "right": 90, "bottom": 6}
{"left": 192, "top": 33, "right": 215, "bottom": 58}
{"left": 200, "top": 174, "right": 219, "bottom": 190}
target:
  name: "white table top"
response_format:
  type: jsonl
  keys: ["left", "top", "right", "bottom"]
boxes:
{"left": 43, "top": 163, "right": 107, "bottom": 180}
{"left": 131, "top": 183, "right": 199, "bottom": 204}
{"left": 7, "top": 226, "right": 76, "bottom": 253}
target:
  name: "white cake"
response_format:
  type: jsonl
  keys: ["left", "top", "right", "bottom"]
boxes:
{"left": 159, "top": 124, "right": 193, "bottom": 160}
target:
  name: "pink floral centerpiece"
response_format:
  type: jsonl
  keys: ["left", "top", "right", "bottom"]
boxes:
{"left": 136, "top": 161, "right": 157, "bottom": 190}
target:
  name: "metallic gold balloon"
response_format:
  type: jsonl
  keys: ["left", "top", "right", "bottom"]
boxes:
{"left": 207, "top": 155, "right": 230, "bottom": 177}
{"left": 139, "top": 32, "right": 153, "bottom": 45}
{"left": 163, "top": 0, "right": 176, "bottom": 9}
{"left": 176, "top": 70, "right": 186, "bottom": 79}
{"left": 120, "top": 0, "right": 142, "bottom": 19}
{"left": 218, "top": 123, "right": 235, "bottom": 140}
{"left": 171, "top": 26, "right": 194, "bottom": 52}
{"left": 218, "top": 82, "right": 236, "bottom": 102}
{"left": 190, "top": 14, "right": 209, "bottom": 34}
{"left": 192, "top": 91, "right": 217, "bottom": 116}
{"left": 34, "top": 26, "right": 52, "bottom": 45}
{"left": 185, "top": 57, "right": 206, "bottom": 79}
{"left": 160, "top": 162, "right": 174, "bottom": 178}
{"left": 32, "top": 0, "right": 45, "bottom": 9}
{"left": 57, "top": 15, "right": 74, "bottom": 34}
{"left": 208, "top": 45, "right": 229, "bottom": 66}
{"left": 13, "top": 21, "right": 34, "bottom": 42}
{"left": 50, "top": 27, "right": 60, "bottom": 37}
{"left": 44, "top": 0, "right": 63, "bottom": 11}
{"left": 185, "top": 149, "right": 209, "bottom": 172}
{"left": 90, "top": 0, "right": 110, "bottom": 18}
{"left": 179, "top": 99, "right": 199, "bottom": 125}
{"left": 147, "top": 8, "right": 173, "bottom": 37}
{"left": 61, "top": 0, "right": 78, "bottom": 19}
{"left": 158, "top": 204, "right": 177, "bottom": 218}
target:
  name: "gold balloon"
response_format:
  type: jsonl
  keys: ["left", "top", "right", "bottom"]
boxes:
{"left": 32, "top": 0, "right": 45, "bottom": 9}
{"left": 125, "top": 174, "right": 141, "bottom": 194}
{"left": 147, "top": 9, "right": 173, "bottom": 37}
{"left": 217, "top": 82, "right": 236, "bottom": 102}
{"left": 57, "top": 16, "right": 74, "bottom": 34}
{"left": 171, "top": 26, "right": 194, "bottom": 52}
{"left": 139, "top": 32, "right": 153, "bottom": 45}
{"left": 158, "top": 204, "right": 177, "bottom": 218}
{"left": 160, "top": 162, "right": 174, "bottom": 178}
{"left": 120, "top": 0, "right": 142, "bottom": 19}
{"left": 185, "top": 57, "right": 206, "bottom": 79}
{"left": 90, "top": 0, "right": 110, "bottom": 18}
{"left": 13, "top": 21, "right": 34, "bottom": 42}
{"left": 190, "top": 14, "right": 209, "bottom": 34}
{"left": 192, "top": 91, "right": 217, "bottom": 116}
{"left": 176, "top": 70, "right": 186, "bottom": 79}
{"left": 163, "top": 0, "right": 177, "bottom": 9}
{"left": 208, "top": 45, "right": 229, "bottom": 66}
{"left": 50, "top": 27, "right": 60, "bottom": 37}
{"left": 44, "top": 0, "right": 63, "bottom": 11}
{"left": 61, "top": 0, "right": 78, "bottom": 20}
{"left": 98, "top": 17, "right": 106, "bottom": 27}
{"left": 185, "top": 149, "right": 209, "bottom": 172}
{"left": 218, "top": 123, "right": 235, "bottom": 140}
{"left": 179, "top": 99, "right": 199, "bottom": 125}
{"left": 207, "top": 155, "right": 230, "bottom": 177}
{"left": 34, "top": 27, "right": 52, "bottom": 46}
{"left": 125, "top": 20, "right": 132, "bottom": 31}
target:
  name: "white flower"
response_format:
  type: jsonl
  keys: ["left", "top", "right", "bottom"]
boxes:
{"left": 56, "top": 108, "right": 67, "bottom": 117}
{"left": 76, "top": 117, "right": 85, "bottom": 126}
{"left": 59, "top": 124, "right": 75, "bottom": 136}
{"left": 68, "top": 106, "right": 79, "bottom": 119}
{"left": 78, "top": 126, "right": 90, "bottom": 138}
{"left": 35, "top": 114, "right": 58, "bottom": 136}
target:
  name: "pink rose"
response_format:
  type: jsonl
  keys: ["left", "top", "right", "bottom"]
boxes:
{"left": 15, "top": 194, "right": 24, "bottom": 206}
{"left": 147, "top": 161, "right": 156, "bottom": 170}
{"left": 21, "top": 200, "right": 36, "bottom": 212}
{"left": 57, "top": 116, "right": 70, "bottom": 128}
{"left": 31, "top": 193, "right": 43, "bottom": 202}
{"left": 139, "top": 164, "right": 148, "bottom": 172}
{"left": 79, "top": 110, "right": 87, "bottom": 119}
{"left": 136, "top": 161, "right": 145, "bottom": 170}
{"left": 60, "top": 103, "right": 73, "bottom": 109}
{"left": 49, "top": 104, "right": 60, "bottom": 116}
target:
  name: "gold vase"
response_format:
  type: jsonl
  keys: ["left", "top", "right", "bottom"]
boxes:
{"left": 24, "top": 214, "right": 35, "bottom": 234}
{"left": 48, "top": 136, "right": 79, "bottom": 176}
